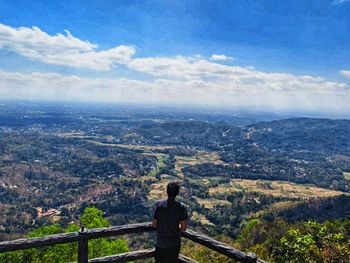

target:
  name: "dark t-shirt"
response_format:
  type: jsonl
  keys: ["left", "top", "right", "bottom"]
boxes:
{"left": 153, "top": 199, "right": 189, "bottom": 248}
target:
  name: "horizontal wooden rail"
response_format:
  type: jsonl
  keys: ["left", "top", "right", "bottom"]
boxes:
{"left": 88, "top": 248, "right": 155, "bottom": 263}
{"left": 86, "top": 222, "right": 154, "bottom": 239}
{"left": 182, "top": 229, "right": 257, "bottom": 263}
{"left": 179, "top": 254, "right": 200, "bottom": 263}
{"left": 0, "top": 232, "right": 79, "bottom": 253}
{"left": 0, "top": 222, "right": 267, "bottom": 262}
{"left": 88, "top": 248, "right": 198, "bottom": 263}
{"left": 0, "top": 223, "right": 152, "bottom": 254}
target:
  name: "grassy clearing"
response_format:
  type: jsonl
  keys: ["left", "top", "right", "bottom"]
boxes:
{"left": 227, "top": 179, "right": 346, "bottom": 199}
{"left": 246, "top": 201, "right": 301, "bottom": 219}
{"left": 87, "top": 141, "right": 176, "bottom": 151}
{"left": 138, "top": 153, "right": 169, "bottom": 182}
{"left": 208, "top": 179, "right": 346, "bottom": 199}
{"left": 176, "top": 151, "right": 224, "bottom": 166}
{"left": 147, "top": 154, "right": 167, "bottom": 177}
{"left": 343, "top": 172, "right": 350, "bottom": 180}
{"left": 188, "top": 177, "right": 228, "bottom": 189}
{"left": 174, "top": 151, "right": 225, "bottom": 178}
{"left": 148, "top": 181, "right": 169, "bottom": 200}
{"left": 56, "top": 132, "right": 97, "bottom": 139}
{"left": 195, "top": 197, "right": 231, "bottom": 209}
{"left": 209, "top": 184, "right": 238, "bottom": 196}
{"left": 191, "top": 211, "right": 214, "bottom": 225}
{"left": 148, "top": 174, "right": 180, "bottom": 200}
{"left": 267, "top": 201, "right": 301, "bottom": 211}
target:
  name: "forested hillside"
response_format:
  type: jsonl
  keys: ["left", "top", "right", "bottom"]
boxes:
{"left": 0, "top": 103, "right": 350, "bottom": 262}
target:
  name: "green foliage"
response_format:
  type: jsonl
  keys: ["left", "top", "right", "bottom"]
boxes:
{"left": 0, "top": 207, "right": 129, "bottom": 263}
{"left": 272, "top": 221, "right": 350, "bottom": 263}
{"left": 182, "top": 239, "right": 237, "bottom": 263}
{"left": 0, "top": 224, "right": 77, "bottom": 263}
{"left": 237, "top": 218, "right": 350, "bottom": 263}
{"left": 80, "top": 207, "right": 110, "bottom": 229}
{"left": 82, "top": 207, "right": 128, "bottom": 259}
{"left": 237, "top": 219, "right": 265, "bottom": 248}
{"left": 274, "top": 229, "right": 318, "bottom": 262}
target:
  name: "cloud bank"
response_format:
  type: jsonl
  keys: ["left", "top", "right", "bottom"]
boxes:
{"left": 0, "top": 23, "right": 349, "bottom": 113}
{"left": 0, "top": 23, "right": 135, "bottom": 70}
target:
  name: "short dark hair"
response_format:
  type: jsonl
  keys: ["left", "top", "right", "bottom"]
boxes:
{"left": 167, "top": 182, "right": 180, "bottom": 197}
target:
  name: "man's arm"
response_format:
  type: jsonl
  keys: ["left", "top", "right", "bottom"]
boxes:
{"left": 152, "top": 202, "right": 159, "bottom": 228}
{"left": 180, "top": 203, "right": 189, "bottom": 232}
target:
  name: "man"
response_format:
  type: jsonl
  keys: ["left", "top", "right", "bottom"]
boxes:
{"left": 152, "top": 182, "right": 189, "bottom": 263}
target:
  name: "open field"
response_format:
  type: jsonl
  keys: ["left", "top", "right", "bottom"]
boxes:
{"left": 208, "top": 179, "right": 347, "bottom": 199}
{"left": 175, "top": 151, "right": 226, "bottom": 178}
{"left": 87, "top": 140, "right": 176, "bottom": 151}
{"left": 209, "top": 185, "right": 238, "bottom": 195}
{"left": 245, "top": 201, "right": 301, "bottom": 219}
{"left": 191, "top": 211, "right": 214, "bottom": 225}
{"left": 148, "top": 153, "right": 167, "bottom": 176}
{"left": 176, "top": 151, "right": 225, "bottom": 166}
{"left": 188, "top": 177, "right": 229, "bottom": 189}
{"left": 343, "top": 172, "right": 350, "bottom": 180}
{"left": 195, "top": 197, "right": 231, "bottom": 209}
{"left": 148, "top": 181, "right": 169, "bottom": 200}
{"left": 148, "top": 175, "right": 180, "bottom": 200}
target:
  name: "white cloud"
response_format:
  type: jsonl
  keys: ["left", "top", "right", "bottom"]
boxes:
{"left": 333, "top": 0, "right": 350, "bottom": 5}
{"left": 127, "top": 56, "right": 243, "bottom": 79}
{"left": 210, "top": 54, "right": 233, "bottom": 61}
{"left": 0, "top": 23, "right": 135, "bottom": 70}
{"left": 0, "top": 23, "right": 349, "bottom": 113}
{"left": 340, "top": 70, "right": 350, "bottom": 79}
{"left": 127, "top": 55, "right": 346, "bottom": 95}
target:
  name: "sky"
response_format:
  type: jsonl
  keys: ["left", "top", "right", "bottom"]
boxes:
{"left": 0, "top": 0, "right": 350, "bottom": 114}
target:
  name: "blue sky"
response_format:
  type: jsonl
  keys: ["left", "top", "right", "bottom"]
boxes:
{"left": 0, "top": 0, "right": 350, "bottom": 113}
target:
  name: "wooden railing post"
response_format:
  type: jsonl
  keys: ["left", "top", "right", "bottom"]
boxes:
{"left": 78, "top": 227, "right": 88, "bottom": 263}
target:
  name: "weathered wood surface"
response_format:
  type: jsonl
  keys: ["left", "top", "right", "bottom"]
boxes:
{"left": 0, "top": 232, "right": 79, "bottom": 253}
{"left": 88, "top": 248, "right": 155, "bottom": 262}
{"left": 0, "top": 223, "right": 153, "bottom": 253}
{"left": 182, "top": 229, "right": 257, "bottom": 263}
{"left": 179, "top": 254, "right": 200, "bottom": 263}
{"left": 88, "top": 248, "right": 198, "bottom": 263}
{"left": 86, "top": 222, "right": 154, "bottom": 239}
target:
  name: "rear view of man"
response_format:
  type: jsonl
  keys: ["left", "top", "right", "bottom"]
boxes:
{"left": 152, "top": 182, "right": 189, "bottom": 263}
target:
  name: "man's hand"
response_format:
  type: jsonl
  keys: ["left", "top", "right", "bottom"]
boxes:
{"left": 180, "top": 220, "right": 187, "bottom": 232}
{"left": 152, "top": 219, "right": 157, "bottom": 228}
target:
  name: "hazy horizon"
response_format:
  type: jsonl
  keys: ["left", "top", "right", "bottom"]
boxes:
{"left": 1, "top": 98, "right": 349, "bottom": 120}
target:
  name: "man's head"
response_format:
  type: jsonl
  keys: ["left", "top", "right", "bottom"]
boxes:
{"left": 167, "top": 182, "right": 180, "bottom": 198}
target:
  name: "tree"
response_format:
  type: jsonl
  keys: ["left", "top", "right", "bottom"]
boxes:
{"left": 80, "top": 207, "right": 129, "bottom": 259}
{"left": 272, "top": 220, "right": 350, "bottom": 263}
{"left": 0, "top": 207, "right": 129, "bottom": 263}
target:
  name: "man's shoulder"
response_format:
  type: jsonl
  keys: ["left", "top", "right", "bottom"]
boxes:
{"left": 154, "top": 199, "right": 187, "bottom": 209}
{"left": 155, "top": 199, "right": 168, "bottom": 208}
{"left": 174, "top": 200, "right": 188, "bottom": 211}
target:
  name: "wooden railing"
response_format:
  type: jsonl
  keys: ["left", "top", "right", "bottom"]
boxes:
{"left": 0, "top": 222, "right": 267, "bottom": 263}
